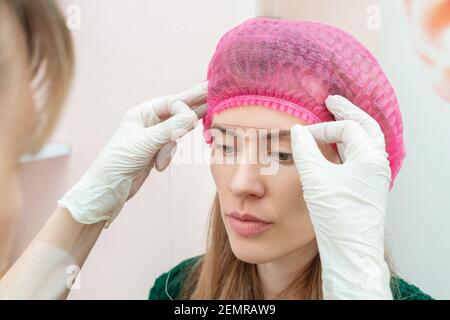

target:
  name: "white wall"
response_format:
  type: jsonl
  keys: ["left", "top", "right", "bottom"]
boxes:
{"left": 16, "top": 0, "right": 449, "bottom": 299}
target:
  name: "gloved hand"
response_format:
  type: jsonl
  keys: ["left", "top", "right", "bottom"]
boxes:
{"left": 58, "top": 82, "right": 207, "bottom": 227}
{"left": 291, "top": 95, "right": 393, "bottom": 300}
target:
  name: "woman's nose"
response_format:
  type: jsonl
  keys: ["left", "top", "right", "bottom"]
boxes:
{"left": 229, "top": 146, "right": 265, "bottom": 198}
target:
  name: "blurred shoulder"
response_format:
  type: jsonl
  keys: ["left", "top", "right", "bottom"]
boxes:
{"left": 148, "top": 255, "right": 203, "bottom": 300}
{"left": 391, "top": 276, "right": 434, "bottom": 300}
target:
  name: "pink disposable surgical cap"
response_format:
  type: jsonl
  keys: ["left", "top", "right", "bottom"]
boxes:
{"left": 202, "top": 17, "right": 406, "bottom": 191}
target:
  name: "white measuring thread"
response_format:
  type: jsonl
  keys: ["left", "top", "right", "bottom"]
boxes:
{"left": 164, "top": 161, "right": 174, "bottom": 300}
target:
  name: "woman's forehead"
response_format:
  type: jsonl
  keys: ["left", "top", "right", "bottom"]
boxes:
{"left": 210, "top": 123, "right": 291, "bottom": 140}
{"left": 211, "top": 105, "right": 309, "bottom": 130}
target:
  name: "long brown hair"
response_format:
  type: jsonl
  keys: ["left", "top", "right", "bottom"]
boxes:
{"left": 180, "top": 192, "right": 400, "bottom": 299}
{"left": 180, "top": 193, "right": 323, "bottom": 299}
{"left": 1, "top": 0, "right": 74, "bottom": 153}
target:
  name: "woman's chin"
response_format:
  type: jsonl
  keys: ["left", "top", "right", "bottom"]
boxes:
{"left": 229, "top": 243, "right": 275, "bottom": 264}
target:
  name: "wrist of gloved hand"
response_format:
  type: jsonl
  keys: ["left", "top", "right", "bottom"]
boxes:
{"left": 57, "top": 171, "right": 135, "bottom": 227}
{"left": 317, "top": 236, "right": 393, "bottom": 300}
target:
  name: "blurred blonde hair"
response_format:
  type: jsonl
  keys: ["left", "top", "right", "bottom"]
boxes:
{"left": 180, "top": 192, "right": 400, "bottom": 299}
{"left": 1, "top": 0, "right": 74, "bottom": 153}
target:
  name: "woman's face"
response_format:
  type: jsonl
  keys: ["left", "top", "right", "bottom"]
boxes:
{"left": 210, "top": 106, "right": 341, "bottom": 264}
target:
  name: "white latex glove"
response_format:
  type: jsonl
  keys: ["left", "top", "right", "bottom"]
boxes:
{"left": 58, "top": 82, "right": 207, "bottom": 227}
{"left": 291, "top": 95, "right": 393, "bottom": 300}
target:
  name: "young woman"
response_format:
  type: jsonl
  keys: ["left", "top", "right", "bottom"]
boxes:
{"left": 148, "top": 18, "right": 434, "bottom": 300}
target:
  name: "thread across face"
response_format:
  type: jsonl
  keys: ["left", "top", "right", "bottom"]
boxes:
{"left": 209, "top": 124, "right": 293, "bottom": 176}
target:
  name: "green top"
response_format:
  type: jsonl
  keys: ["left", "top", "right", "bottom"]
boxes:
{"left": 148, "top": 255, "right": 434, "bottom": 300}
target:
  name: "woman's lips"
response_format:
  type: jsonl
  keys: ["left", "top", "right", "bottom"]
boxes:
{"left": 227, "top": 215, "right": 273, "bottom": 237}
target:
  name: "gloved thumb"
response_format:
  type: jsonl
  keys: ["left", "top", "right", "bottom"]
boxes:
{"left": 155, "top": 141, "right": 178, "bottom": 172}
{"left": 291, "top": 124, "right": 328, "bottom": 175}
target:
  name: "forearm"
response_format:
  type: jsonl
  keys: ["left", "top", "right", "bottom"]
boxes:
{"left": 0, "top": 207, "right": 105, "bottom": 299}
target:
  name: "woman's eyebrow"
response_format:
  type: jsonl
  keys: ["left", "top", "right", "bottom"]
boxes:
{"left": 210, "top": 124, "right": 291, "bottom": 138}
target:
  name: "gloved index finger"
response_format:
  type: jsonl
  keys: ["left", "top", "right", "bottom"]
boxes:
{"left": 144, "top": 82, "right": 207, "bottom": 125}
{"left": 305, "top": 120, "right": 372, "bottom": 162}
{"left": 140, "top": 88, "right": 203, "bottom": 128}
{"left": 170, "top": 81, "right": 208, "bottom": 108}
{"left": 325, "top": 95, "right": 385, "bottom": 150}
{"left": 146, "top": 100, "right": 198, "bottom": 147}
{"left": 306, "top": 120, "right": 370, "bottom": 145}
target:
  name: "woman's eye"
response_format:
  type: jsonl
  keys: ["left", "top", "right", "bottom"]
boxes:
{"left": 216, "top": 144, "right": 235, "bottom": 154}
{"left": 271, "top": 152, "right": 293, "bottom": 163}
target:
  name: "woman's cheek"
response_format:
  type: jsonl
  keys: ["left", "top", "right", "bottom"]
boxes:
{"left": 269, "top": 164, "right": 305, "bottom": 211}
{"left": 275, "top": 165, "right": 312, "bottom": 218}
